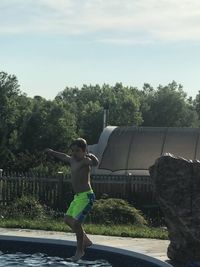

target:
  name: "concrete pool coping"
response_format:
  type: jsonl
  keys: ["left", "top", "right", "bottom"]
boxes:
{"left": 0, "top": 228, "right": 172, "bottom": 265}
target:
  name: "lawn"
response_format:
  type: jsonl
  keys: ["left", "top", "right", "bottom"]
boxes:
{"left": 0, "top": 218, "right": 168, "bottom": 240}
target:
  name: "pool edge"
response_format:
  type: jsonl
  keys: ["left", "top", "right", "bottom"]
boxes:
{"left": 0, "top": 235, "right": 172, "bottom": 267}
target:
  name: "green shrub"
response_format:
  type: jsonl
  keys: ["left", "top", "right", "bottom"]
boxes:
{"left": 6, "top": 195, "right": 46, "bottom": 219}
{"left": 90, "top": 198, "right": 147, "bottom": 226}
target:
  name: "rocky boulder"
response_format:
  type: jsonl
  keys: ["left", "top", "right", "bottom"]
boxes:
{"left": 149, "top": 154, "right": 200, "bottom": 265}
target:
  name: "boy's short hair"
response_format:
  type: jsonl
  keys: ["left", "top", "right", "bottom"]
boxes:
{"left": 70, "top": 138, "right": 87, "bottom": 151}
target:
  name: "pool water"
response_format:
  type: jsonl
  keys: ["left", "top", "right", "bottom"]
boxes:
{"left": 0, "top": 251, "right": 112, "bottom": 267}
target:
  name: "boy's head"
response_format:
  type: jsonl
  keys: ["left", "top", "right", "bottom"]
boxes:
{"left": 70, "top": 138, "right": 87, "bottom": 160}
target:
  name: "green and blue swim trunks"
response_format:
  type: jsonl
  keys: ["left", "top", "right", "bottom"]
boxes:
{"left": 66, "top": 190, "right": 95, "bottom": 222}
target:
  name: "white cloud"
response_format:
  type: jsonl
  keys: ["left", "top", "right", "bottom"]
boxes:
{"left": 0, "top": 0, "right": 200, "bottom": 43}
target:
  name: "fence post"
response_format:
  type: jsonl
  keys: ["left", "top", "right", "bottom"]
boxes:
{"left": 126, "top": 174, "right": 132, "bottom": 202}
{"left": 58, "top": 172, "right": 64, "bottom": 210}
{"left": 0, "top": 169, "right": 3, "bottom": 178}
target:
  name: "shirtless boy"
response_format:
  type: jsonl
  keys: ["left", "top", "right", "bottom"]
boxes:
{"left": 45, "top": 138, "right": 99, "bottom": 261}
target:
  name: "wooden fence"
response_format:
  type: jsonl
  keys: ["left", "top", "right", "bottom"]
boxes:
{"left": 0, "top": 173, "right": 158, "bottom": 211}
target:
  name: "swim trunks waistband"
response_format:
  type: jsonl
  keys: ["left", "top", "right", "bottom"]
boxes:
{"left": 75, "top": 190, "right": 94, "bottom": 196}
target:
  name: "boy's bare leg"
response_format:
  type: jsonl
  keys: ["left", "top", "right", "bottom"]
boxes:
{"left": 64, "top": 215, "right": 92, "bottom": 248}
{"left": 64, "top": 215, "right": 74, "bottom": 229}
{"left": 64, "top": 215, "right": 92, "bottom": 261}
{"left": 71, "top": 220, "right": 85, "bottom": 261}
{"left": 83, "top": 231, "right": 92, "bottom": 248}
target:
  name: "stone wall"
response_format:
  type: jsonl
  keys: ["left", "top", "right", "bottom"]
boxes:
{"left": 149, "top": 154, "right": 200, "bottom": 265}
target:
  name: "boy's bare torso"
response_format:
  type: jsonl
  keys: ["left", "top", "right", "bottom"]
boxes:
{"left": 70, "top": 157, "right": 92, "bottom": 194}
{"left": 45, "top": 147, "right": 98, "bottom": 194}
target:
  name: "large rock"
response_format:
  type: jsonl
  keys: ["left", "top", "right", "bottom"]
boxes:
{"left": 149, "top": 154, "right": 200, "bottom": 265}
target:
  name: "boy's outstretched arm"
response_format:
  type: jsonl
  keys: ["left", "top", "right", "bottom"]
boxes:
{"left": 85, "top": 153, "right": 99, "bottom": 166}
{"left": 45, "top": 148, "right": 71, "bottom": 163}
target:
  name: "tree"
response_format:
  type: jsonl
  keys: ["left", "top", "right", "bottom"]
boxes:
{"left": 79, "top": 101, "right": 103, "bottom": 144}
{"left": 2, "top": 71, "right": 199, "bottom": 172}
{"left": 140, "top": 81, "right": 198, "bottom": 127}
{"left": 21, "top": 97, "right": 77, "bottom": 151}
{"left": 57, "top": 83, "right": 143, "bottom": 142}
{"left": 99, "top": 83, "right": 142, "bottom": 126}
{"left": 193, "top": 91, "right": 200, "bottom": 123}
{"left": 0, "top": 72, "right": 23, "bottom": 169}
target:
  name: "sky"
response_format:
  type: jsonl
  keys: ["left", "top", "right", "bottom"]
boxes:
{"left": 1, "top": 0, "right": 200, "bottom": 100}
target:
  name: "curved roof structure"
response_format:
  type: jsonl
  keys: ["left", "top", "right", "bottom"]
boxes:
{"left": 89, "top": 126, "right": 200, "bottom": 175}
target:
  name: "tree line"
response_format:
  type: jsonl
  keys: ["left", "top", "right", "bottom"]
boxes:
{"left": 1, "top": 71, "right": 200, "bottom": 173}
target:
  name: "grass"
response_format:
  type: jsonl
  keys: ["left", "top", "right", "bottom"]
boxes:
{"left": 0, "top": 218, "right": 168, "bottom": 240}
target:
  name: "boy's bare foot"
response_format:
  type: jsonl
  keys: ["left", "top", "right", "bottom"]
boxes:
{"left": 69, "top": 250, "right": 85, "bottom": 262}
